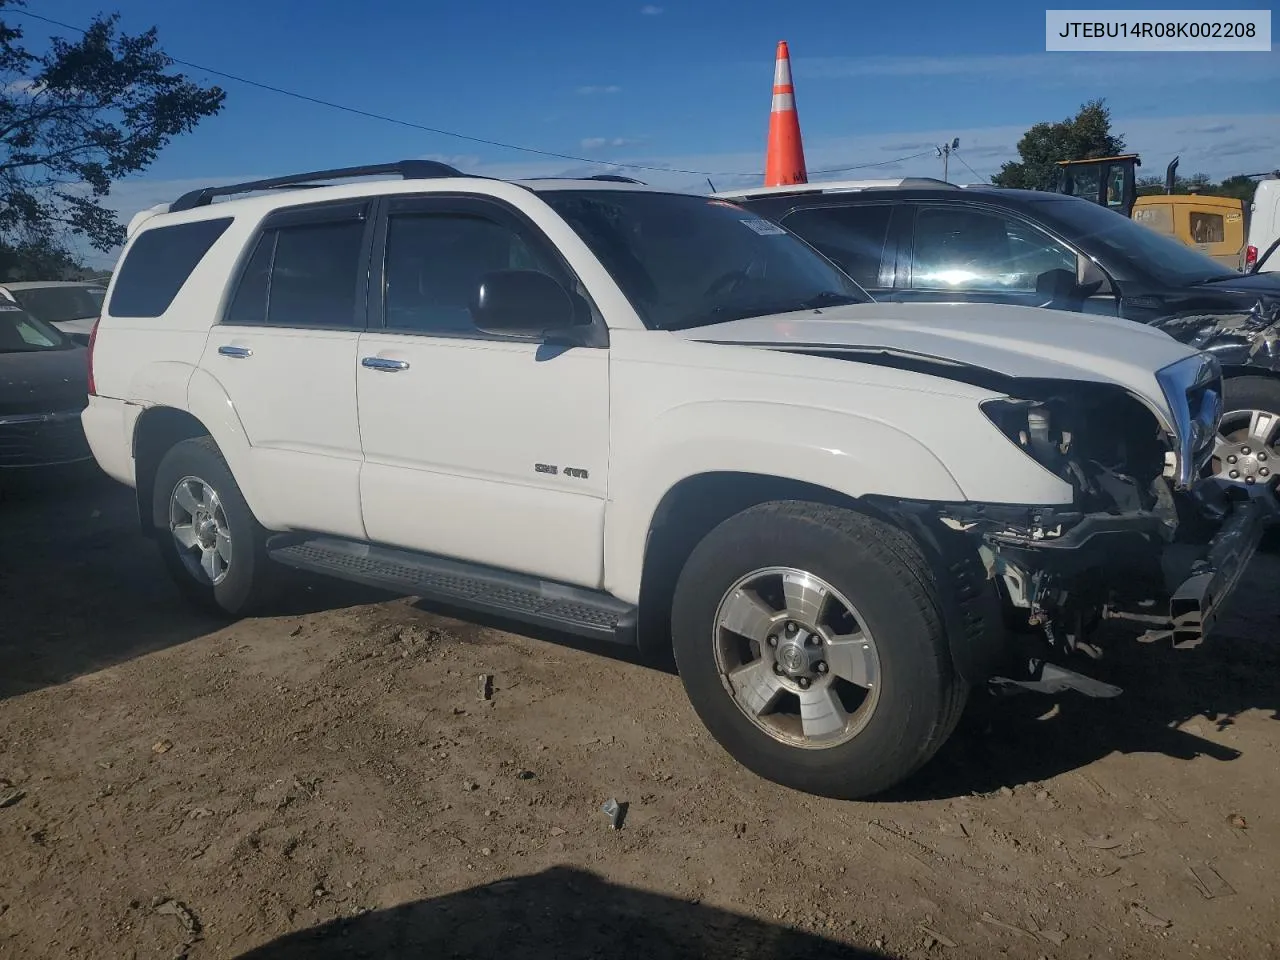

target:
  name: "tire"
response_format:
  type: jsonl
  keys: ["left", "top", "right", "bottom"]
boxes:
{"left": 671, "top": 500, "right": 968, "bottom": 800}
{"left": 1219, "top": 375, "right": 1280, "bottom": 551}
{"left": 152, "top": 436, "right": 277, "bottom": 617}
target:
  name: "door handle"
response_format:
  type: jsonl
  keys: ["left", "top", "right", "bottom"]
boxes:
{"left": 361, "top": 356, "right": 410, "bottom": 372}
{"left": 218, "top": 344, "right": 252, "bottom": 358}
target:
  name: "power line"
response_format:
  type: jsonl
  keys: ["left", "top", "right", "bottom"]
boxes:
{"left": 10, "top": 9, "right": 935, "bottom": 180}
{"left": 954, "top": 152, "right": 987, "bottom": 183}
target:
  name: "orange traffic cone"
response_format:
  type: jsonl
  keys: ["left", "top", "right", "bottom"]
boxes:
{"left": 764, "top": 41, "right": 807, "bottom": 187}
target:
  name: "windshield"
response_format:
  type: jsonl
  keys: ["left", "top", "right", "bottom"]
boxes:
{"left": 541, "top": 191, "right": 870, "bottom": 330}
{"left": 0, "top": 302, "right": 71, "bottom": 352}
{"left": 1033, "top": 196, "right": 1237, "bottom": 285}
{"left": 10, "top": 285, "right": 106, "bottom": 325}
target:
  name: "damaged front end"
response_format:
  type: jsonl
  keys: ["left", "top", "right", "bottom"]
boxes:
{"left": 1155, "top": 297, "right": 1280, "bottom": 374}
{"left": 877, "top": 353, "right": 1276, "bottom": 698}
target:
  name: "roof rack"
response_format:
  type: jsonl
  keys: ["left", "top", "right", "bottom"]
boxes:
{"left": 169, "top": 160, "right": 470, "bottom": 212}
{"left": 582, "top": 174, "right": 647, "bottom": 184}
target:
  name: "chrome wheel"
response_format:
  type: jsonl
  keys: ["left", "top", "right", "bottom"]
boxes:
{"left": 168, "top": 475, "right": 232, "bottom": 586}
{"left": 1212, "top": 408, "right": 1279, "bottom": 490}
{"left": 712, "top": 566, "right": 882, "bottom": 749}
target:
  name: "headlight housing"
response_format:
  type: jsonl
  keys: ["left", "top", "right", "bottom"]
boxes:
{"left": 980, "top": 382, "right": 1172, "bottom": 511}
{"left": 1155, "top": 353, "right": 1222, "bottom": 489}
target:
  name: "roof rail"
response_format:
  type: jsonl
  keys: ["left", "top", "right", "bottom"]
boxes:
{"left": 169, "top": 160, "right": 469, "bottom": 212}
{"left": 583, "top": 174, "right": 647, "bottom": 184}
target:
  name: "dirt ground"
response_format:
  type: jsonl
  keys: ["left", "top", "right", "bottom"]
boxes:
{"left": 2, "top": 468, "right": 1279, "bottom": 960}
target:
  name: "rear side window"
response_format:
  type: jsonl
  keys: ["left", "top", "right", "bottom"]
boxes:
{"left": 781, "top": 205, "right": 893, "bottom": 289}
{"left": 224, "top": 219, "right": 366, "bottom": 329}
{"left": 108, "top": 218, "right": 233, "bottom": 318}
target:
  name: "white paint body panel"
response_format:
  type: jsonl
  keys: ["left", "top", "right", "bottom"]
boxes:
{"left": 355, "top": 332, "right": 609, "bottom": 587}
{"left": 1247, "top": 180, "right": 1280, "bottom": 273}
{"left": 81, "top": 176, "right": 1207, "bottom": 607}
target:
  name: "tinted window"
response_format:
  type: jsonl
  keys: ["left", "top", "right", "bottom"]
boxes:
{"left": 910, "top": 205, "right": 1076, "bottom": 292}
{"left": 543, "top": 191, "right": 869, "bottom": 331}
{"left": 1035, "top": 195, "right": 1235, "bottom": 284}
{"left": 108, "top": 218, "right": 232, "bottom": 317}
{"left": 224, "top": 220, "right": 365, "bottom": 328}
{"left": 11, "top": 285, "right": 106, "bottom": 325}
{"left": 383, "top": 212, "right": 560, "bottom": 334}
{"left": 780, "top": 204, "right": 892, "bottom": 288}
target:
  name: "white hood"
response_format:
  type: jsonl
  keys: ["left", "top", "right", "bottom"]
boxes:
{"left": 674, "top": 301, "right": 1199, "bottom": 414}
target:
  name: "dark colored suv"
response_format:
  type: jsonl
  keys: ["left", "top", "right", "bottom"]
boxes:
{"left": 725, "top": 179, "right": 1280, "bottom": 502}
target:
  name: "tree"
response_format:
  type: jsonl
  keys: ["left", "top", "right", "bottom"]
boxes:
{"left": 0, "top": 1, "right": 224, "bottom": 278}
{"left": 1136, "top": 171, "right": 1261, "bottom": 203}
{"left": 992, "top": 99, "right": 1126, "bottom": 191}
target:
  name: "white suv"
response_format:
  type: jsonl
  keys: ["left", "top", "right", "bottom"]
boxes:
{"left": 81, "top": 161, "right": 1270, "bottom": 799}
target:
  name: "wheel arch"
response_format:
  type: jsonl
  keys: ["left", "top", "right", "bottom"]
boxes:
{"left": 632, "top": 470, "right": 1006, "bottom": 685}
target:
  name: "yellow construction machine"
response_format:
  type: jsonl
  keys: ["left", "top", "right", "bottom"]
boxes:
{"left": 1053, "top": 154, "right": 1246, "bottom": 268}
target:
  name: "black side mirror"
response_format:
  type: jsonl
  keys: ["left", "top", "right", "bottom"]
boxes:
{"left": 1035, "top": 267, "right": 1079, "bottom": 305}
{"left": 471, "top": 270, "right": 582, "bottom": 337}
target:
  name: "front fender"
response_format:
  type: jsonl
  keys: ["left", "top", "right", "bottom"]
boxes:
{"left": 603, "top": 400, "right": 967, "bottom": 604}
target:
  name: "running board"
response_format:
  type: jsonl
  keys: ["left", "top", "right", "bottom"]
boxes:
{"left": 267, "top": 535, "right": 637, "bottom": 646}
{"left": 988, "top": 663, "right": 1123, "bottom": 699}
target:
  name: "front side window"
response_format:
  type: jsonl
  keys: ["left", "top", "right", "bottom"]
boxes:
{"left": 382, "top": 212, "right": 561, "bottom": 335}
{"left": 909, "top": 205, "right": 1076, "bottom": 292}
{"left": 12, "top": 285, "right": 106, "bottom": 325}
{"left": 542, "top": 190, "right": 868, "bottom": 331}
{"left": 225, "top": 218, "right": 365, "bottom": 328}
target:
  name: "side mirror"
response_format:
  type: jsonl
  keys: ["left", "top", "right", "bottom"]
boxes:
{"left": 1077, "top": 257, "right": 1111, "bottom": 296}
{"left": 470, "top": 270, "right": 583, "bottom": 338}
{"left": 1035, "top": 267, "right": 1079, "bottom": 305}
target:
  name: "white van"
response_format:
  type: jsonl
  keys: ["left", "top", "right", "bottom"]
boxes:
{"left": 1245, "top": 178, "right": 1280, "bottom": 274}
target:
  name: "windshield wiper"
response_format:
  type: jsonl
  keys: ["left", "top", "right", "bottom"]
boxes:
{"left": 796, "top": 291, "right": 864, "bottom": 309}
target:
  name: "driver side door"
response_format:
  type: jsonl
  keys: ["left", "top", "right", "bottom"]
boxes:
{"left": 891, "top": 202, "right": 1115, "bottom": 315}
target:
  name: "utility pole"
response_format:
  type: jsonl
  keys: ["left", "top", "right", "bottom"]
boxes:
{"left": 937, "top": 138, "right": 960, "bottom": 183}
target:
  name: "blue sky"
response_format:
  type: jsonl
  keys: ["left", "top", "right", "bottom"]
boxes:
{"left": 17, "top": 0, "right": 1280, "bottom": 266}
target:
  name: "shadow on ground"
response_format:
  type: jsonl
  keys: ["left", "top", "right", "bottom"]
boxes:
{"left": 896, "top": 560, "right": 1280, "bottom": 799}
{"left": 0, "top": 468, "right": 389, "bottom": 701}
{"left": 232, "top": 866, "right": 888, "bottom": 960}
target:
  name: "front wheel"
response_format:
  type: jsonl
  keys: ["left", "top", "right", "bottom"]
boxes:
{"left": 152, "top": 436, "right": 277, "bottom": 617}
{"left": 1215, "top": 376, "right": 1280, "bottom": 550}
{"left": 671, "top": 501, "right": 967, "bottom": 800}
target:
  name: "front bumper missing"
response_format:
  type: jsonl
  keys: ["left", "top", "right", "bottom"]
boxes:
{"left": 1160, "top": 493, "right": 1269, "bottom": 649}
{"left": 968, "top": 490, "right": 1274, "bottom": 651}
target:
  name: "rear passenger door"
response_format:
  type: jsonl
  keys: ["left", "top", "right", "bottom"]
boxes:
{"left": 776, "top": 202, "right": 899, "bottom": 298}
{"left": 892, "top": 202, "right": 1080, "bottom": 310}
{"left": 199, "top": 199, "right": 372, "bottom": 540}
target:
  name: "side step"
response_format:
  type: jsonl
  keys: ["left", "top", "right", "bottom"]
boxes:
{"left": 267, "top": 535, "right": 637, "bottom": 646}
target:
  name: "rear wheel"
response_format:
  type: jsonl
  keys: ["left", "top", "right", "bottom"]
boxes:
{"left": 671, "top": 500, "right": 967, "bottom": 800}
{"left": 152, "top": 436, "right": 277, "bottom": 617}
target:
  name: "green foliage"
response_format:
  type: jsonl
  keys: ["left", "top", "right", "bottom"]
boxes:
{"left": 1136, "top": 172, "right": 1261, "bottom": 203}
{"left": 992, "top": 99, "right": 1126, "bottom": 190}
{"left": 0, "top": 0, "right": 224, "bottom": 274}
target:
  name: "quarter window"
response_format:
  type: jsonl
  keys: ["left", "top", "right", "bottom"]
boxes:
{"left": 910, "top": 206, "right": 1077, "bottom": 292}
{"left": 108, "top": 218, "right": 233, "bottom": 318}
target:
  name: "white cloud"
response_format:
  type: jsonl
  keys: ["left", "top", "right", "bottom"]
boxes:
{"left": 577, "top": 85, "right": 622, "bottom": 95}
{"left": 640, "top": 4, "right": 663, "bottom": 14}
{"left": 795, "top": 51, "right": 1278, "bottom": 87}
{"left": 68, "top": 108, "right": 1280, "bottom": 268}
{"left": 580, "top": 136, "right": 644, "bottom": 150}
